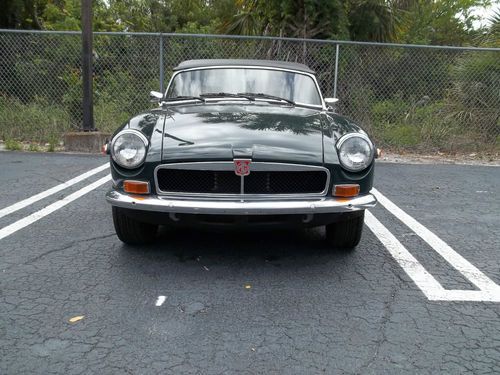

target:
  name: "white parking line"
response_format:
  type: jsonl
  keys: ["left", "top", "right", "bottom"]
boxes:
{"left": 368, "top": 188, "right": 500, "bottom": 302}
{"left": 0, "top": 163, "right": 109, "bottom": 219}
{"left": 0, "top": 175, "right": 111, "bottom": 241}
{"left": 365, "top": 211, "right": 446, "bottom": 300}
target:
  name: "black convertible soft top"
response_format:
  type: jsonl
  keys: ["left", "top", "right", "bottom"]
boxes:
{"left": 173, "top": 59, "right": 315, "bottom": 74}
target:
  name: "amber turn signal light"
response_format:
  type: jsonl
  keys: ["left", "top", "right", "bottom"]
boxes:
{"left": 333, "top": 184, "right": 360, "bottom": 198}
{"left": 123, "top": 180, "right": 150, "bottom": 195}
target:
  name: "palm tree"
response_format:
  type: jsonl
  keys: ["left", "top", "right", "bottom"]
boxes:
{"left": 347, "top": 0, "right": 402, "bottom": 42}
{"left": 219, "top": 0, "right": 261, "bottom": 35}
{"left": 477, "top": 9, "right": 500, "bottom": 47}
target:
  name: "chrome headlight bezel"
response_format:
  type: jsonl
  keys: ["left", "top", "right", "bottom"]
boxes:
{"left": 110, "top": 129, "right": 149, "bottom": 169}
{"left": 336, "top": 133, "right": 374, "bottom": 172}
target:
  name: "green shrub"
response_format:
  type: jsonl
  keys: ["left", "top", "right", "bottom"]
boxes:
{"left": 28, "top": 143, "right": 40, "bottom": 152}
{"left": 445, "top": 51, "right": 500, "bottom": 138}
{"left": 5, "top": 139, "right": 23, "bottom": 150}
{"left": 372, "top": 99, "right": 409, "bottom": 124}
{"left": 60, "top": 69, "right": 155, "bottom": 133}
{"left": 94, "top": 97, "right": 133, "bottom": 134}
{"left": 370, "top": 99, "right": 469, "bottom": 151}
{"left": 47, "top": 133, "right": 59, "bottom": 152}
{"left": 377, "top": 123, "right": 420, "bottom": 147}
{"left": 409, "top": 102, "right": 453, "bottom": 146}
{"left": 0, "top": 95, "right": 71, "bottom": 143}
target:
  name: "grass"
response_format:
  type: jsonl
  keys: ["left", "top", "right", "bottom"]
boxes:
{"left": 373, "top": 120, "right": 497, "bottom": 153}
{"left": 0, "top": 95, "right": 124, "bottom": 148}
{"left": 377, "top": 124, "right": 420, "bottom": 147}
{"left": 0, "top": 96, "right": 71, "bottom": 144}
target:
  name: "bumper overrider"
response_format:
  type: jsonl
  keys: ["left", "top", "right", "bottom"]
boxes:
{"left": 105, "top": 189, "right": 377, "bottom": 215}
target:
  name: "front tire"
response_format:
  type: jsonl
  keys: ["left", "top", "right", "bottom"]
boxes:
{"left": 325, "top": 211, "right": 365, "bottom": 250}
{"left": 112, "top": 206, "right": 158, "bottom": 245}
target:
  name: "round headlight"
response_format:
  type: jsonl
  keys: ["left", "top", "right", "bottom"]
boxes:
{"left": 336, "top": 133, "right": 374, "bottom": 172}
{"left": 111, "top": 130, "right": 148, "bottom": 169}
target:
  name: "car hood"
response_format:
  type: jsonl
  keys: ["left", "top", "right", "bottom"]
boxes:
{"left": 160, "top": 104, "right": 326, "bottom": 165}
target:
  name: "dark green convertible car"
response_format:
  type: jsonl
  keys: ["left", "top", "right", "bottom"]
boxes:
{"left": 105, "top": 59, "right": 377, "bottom": 248}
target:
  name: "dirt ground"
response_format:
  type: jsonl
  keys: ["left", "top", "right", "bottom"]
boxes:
{"left": 379, "top": 151, "right": 500, "bottom": 166}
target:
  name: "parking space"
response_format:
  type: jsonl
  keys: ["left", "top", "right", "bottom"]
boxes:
{"left": 1, "top": 152, "right": 499, "bottom": 374}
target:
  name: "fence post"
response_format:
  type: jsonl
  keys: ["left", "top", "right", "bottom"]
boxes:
{"left": 333, "top": 43, "right": 340, "bottom": 99}
{"left": 159, "top": 34, "right": 164, "bottom": 93}
{"left": 81, "top": 0, "right": 94, "bottom": 131}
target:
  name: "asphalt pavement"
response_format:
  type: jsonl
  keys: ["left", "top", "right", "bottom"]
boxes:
{"left": 0, "top": 151, "right": 499, "bottom": 374}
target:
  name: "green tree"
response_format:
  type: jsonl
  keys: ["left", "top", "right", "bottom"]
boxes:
{"left": 476, "top": 8, "right": 500, "bottom": 47}
{"left": 443, "top": 9, "right": 500, "bottom": 138}
{"left": 396, "top": 0, "right": 492, "bottom": 45}
{"left": 347, "top": 0, "right": 401, "bottom": 42}
{"left": 219, "top": 0, "right": 261, "bottom": 35}
{"left": 221, "top": 0, "right": 350, "bottom": 38}
{"left": 0, "top": 0, "right": 46, "bottom": 29}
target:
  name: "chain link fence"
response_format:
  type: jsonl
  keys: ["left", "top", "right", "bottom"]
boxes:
{"left": 0, "top": 30, "right": 499, "bottom": 152}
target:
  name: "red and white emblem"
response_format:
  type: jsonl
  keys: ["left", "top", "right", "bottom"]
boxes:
{"left": 234, "top": 159, "right": 251, "bottom": 176}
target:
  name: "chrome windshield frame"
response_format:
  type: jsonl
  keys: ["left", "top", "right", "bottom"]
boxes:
{"left": 163, "top": 65, "right": 326, "bottom": 110}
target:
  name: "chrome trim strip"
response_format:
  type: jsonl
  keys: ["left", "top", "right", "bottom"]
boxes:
{"left": 106, "top": 190, "right": 377, "bottom": 215}
{"left": 156, "top": 162, "right": 328, "bottom": 171}
{"left": 154, "top": 162, "right": 330, "bottom": 198}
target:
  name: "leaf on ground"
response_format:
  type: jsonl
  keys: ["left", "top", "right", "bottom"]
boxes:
{"left": 245, "top": 284, "right": 252, "bottom": 290}
{"left": 69, "top": 315, "right": 85, "bottom": 323}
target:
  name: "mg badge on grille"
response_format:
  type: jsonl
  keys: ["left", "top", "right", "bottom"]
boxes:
{"left": 234, "top": 159, "right": 251, "bottom": 176}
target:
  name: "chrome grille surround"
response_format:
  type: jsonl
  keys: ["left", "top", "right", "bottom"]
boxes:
{"left": 154, "top": 162, "right": 330, "bottom": 199}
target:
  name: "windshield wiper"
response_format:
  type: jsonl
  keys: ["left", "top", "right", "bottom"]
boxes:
{"left": 200, "top": 92, "right": 255, "bottom": 101}
{"left": 162, "top": 96, "right": 205, "bottom": 103}
{"left": 238, "top": 93, "right": 295, "bottom": 106}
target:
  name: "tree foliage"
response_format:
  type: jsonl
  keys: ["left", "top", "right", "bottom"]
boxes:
{"left": 347, "top": 0, "right": 401, "bottom": 42}
{"left": 395, "top": 0, "right": 492, "bottom": 45}
{"left": 1, "top": 0, "right": 497, "bottom": 45}
{"left": 477, "top": 8, "right": 500, "bottom": 47}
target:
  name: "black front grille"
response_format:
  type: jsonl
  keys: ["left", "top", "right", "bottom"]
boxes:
{"left": 244, "top": 171, "right": 326, "bottom": 194}
{"left": 157, "top": 169, "right": 240, "bottom": 193}
{"left": 156, "top": 168, "right": 327, "bottom": 195}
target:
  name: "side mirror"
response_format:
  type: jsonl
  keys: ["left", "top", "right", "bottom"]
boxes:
{"left": 324, "top": 97, "right": 339, "bottom": 111}
{"left": 150, "top": 91, "right": 163, "bottom": 103}
{"left": 324, "top": 97, "right": 339, "bottom": 106}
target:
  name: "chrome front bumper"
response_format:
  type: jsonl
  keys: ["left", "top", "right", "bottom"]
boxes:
{"left": 106, "top": 190, "right": 377, "bottom": 215}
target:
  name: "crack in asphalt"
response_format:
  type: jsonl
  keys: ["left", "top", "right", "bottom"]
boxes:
{"left": 0, "top": 155, "right": 499, "bottom": 374}
{"left": 355, "top": 284, "right": 398, "bottom": 373}
{"left": 5, "top": 233, "right": 116, "bottom": 269}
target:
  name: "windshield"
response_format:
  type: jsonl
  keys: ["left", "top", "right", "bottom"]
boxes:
{"left": 166, "top": 67, "right": 322, "bottom": 106}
